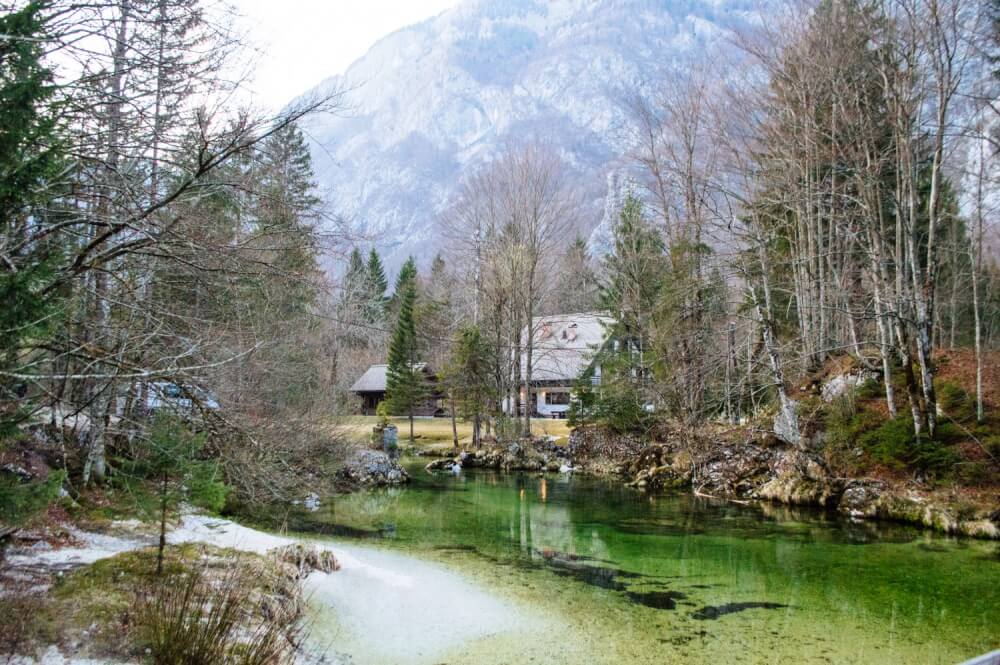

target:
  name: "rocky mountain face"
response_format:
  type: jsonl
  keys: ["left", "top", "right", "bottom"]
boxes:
{"left": 295, "top": 0, "right": 761, "bottom": 274}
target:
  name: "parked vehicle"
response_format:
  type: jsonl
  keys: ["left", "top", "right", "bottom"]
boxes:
{"left": 137, "top": 381, "right": 220, "bottom": 416}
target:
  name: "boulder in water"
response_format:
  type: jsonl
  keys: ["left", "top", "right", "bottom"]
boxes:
{"left": 338, "top": 450, "right": 410, "bottom": 487}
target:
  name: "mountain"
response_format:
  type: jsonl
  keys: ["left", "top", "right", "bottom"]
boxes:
{"left": 295, "top": 0, "right": 761, "bottom": 275}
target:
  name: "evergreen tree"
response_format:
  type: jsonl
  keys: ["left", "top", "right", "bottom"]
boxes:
{"left": 364, "top": 248, "right": 388, "bottom": 323}
{"left": 346, "top": 247, "right": 365, "bottom": 291}
{"left": 415, "top": 253, "right": 454, "bottom": 364}
{"left": 237, "top": 123, "right": 323, "bottom": 413}
{"left": 0, "top": 1, "right": 65, "bottom": 434}
{"left": 394, "top": 256, "right": 418, "bottom": 294}
{"left": 385, "top": 280, "right": 424, "bottom": 442}
{"left": 600, "top": 193, "right": 666, "bottom": 374}
{"left": 580, "top": 193, "right": 666, "bottom": 431}
{"left": 446, "top": 325, "right": 491, "bottom": 447}
{"left": 389, "top": 255, "right": 418, "bottom": 315}
{"left": 553, "top": 235, "right": 600, "bottom": 313}
{"left": 127, "top": 414, "right": 226, "bottom": 575}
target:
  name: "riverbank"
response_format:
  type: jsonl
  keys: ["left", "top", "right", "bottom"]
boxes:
{"left": 256, "top": 457, "right": 1000, "bottom": 664}
{"left": 0, "top": 510, "right": 572, "bottom": 664}
{"left": 418, "top": 427, "right": 999, "bottom": 539}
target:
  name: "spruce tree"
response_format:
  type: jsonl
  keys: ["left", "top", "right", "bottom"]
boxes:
{"left": 447, "top": 325, "right": 491, "bottom": 447}
{"left": 346, "top": 247, "right": 365, "bottom": 285}
{"left": 394, "top": 256, "right": 418, "bottom": 294}
{"left": 588, "top": 193, "right": 665, "bottom": 431}
{"left": 554, "top": 235, "right": 600, "bottom": 313}
{"left": 389, "top": 256, "right": 418, "bottom": 319}
{"left": 415, "top": 253, "right": 453, "bottom": 363}
{"left": 0, "top": 1, "right": 65, "bottom": 434}
{"left": 364, "top": 248, "right": 388, "bottom": 322}
{"left": 342, "top": 248, "right": 366, "bottom": 309}
{"left": 385, "top": 280, "right": 424, "bottom": 442}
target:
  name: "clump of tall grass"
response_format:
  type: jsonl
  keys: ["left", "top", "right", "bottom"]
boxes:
{"left": 133, "top": 557, "right": 301, "bottom": 665}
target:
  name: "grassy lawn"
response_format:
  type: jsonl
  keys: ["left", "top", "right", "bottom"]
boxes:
{"left": 328, "top": 415, "right": 573, "bottom": 451}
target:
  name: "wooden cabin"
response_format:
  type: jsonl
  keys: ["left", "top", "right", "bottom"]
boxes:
{"left": 349, "top": 363, "right": 444, "bottom": 416}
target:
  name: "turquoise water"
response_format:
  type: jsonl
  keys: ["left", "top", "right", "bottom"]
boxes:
{"left": 284, "top": 460, "right": 999, "bottom": 664}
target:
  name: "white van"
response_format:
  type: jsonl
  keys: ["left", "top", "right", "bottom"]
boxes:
{"left": 138, "top": 382, "right": 220, "bottom": 415}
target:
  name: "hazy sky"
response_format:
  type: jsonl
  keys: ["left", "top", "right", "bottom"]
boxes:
{"left": 238, "top": 0, "right": 460, "bottom": 110}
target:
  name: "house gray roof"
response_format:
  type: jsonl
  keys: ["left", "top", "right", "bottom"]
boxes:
{"left": 523, "top": 312, "right": 613, "bottom": 383}
{"left": 350, "top": 363, "right": 429, "bottom": 393}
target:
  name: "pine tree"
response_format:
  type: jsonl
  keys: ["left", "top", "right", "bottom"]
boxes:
{"left": 601, "top": 193, "right": 665, "bottom": 360}
{"left": 394, "top": 256, "right": 418, "bottom": 294}
{"left": 0, "top": 1, "right": 65, "bottom": 434}
{"left": 415, "top": 253, "right": 454, "bottom": 364}
{"left": 234, "top": 123, "right": 323, "bottom": 413}
{"left": 587, "top": 193, "right": 666, "bottom": 430}
{"left": 385, "top": 280, "right": 424, "bottom": 442}
{"left": 389, "top": 255, "right": 417, "bottom": 315}
{"left": 346, "top": 248, "right": 365, "bottom": 287}
{"left": 447, "top": 325, "right": 491, "bottom": 447}
{"left": 132, "top": 414, "right": 226, "bottom": 575}
{"left": 553, "top": 235, "right": 600, "bottom": 313}
{"left": 364, "top": 248, "right": 388, "bottom": 323}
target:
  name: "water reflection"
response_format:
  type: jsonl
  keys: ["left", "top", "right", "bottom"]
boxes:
{"left": 277, "top": 460, "right": 1000, "bottom": 663}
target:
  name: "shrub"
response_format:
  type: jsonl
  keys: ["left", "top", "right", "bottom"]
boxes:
{"left": 0, "top": 468, "right": 66, "bottom": 526}
{"left": 824, "top": 398, "right": 880, "bottom": 450}
{"left": 983, "top": 435, "right": 1000, "bottom": 460}
{"left": 857, "top": 377, "right": 882, "bottom": 400}
{"left": 858, "top": 416, "right": 959, "bottom": 477}
{"left": 567, "top": 367, "right": 653, "bottom": 434}
{"left": 857, "top": 415, "right": 913, "bottom": 468}
{"left": 937, "top": 381, "right": 975, "bottom": 423}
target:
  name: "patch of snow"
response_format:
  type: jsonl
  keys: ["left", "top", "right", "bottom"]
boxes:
{"left": 6, "top": 513, "right": 555, "bottom": 665}
{"left": 4, "top": 645, "right": 128, "bottom": 664}
{"left": 3, "top": 527, "right": 148, "bottom": 570}
{"left": 821, "top": 372, "right": 875, "bottom": 402}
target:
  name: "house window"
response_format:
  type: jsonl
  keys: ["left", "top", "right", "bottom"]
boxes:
{"left": 545, "top": 391, "right": 570, "bottom": 405}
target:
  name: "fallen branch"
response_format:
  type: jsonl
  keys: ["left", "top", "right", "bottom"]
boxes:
{"left": 694, "top": 488, "right": 751, "bottom": 505}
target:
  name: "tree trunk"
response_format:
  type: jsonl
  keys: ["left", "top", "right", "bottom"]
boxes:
{"left": 157, "top": 471, "right": 168, "bottom": 576}
{"left": 972, "top": 138, "right": 986, "bottom": 423}
{"left": 752, "top": 235, "right": 800, "bottom": 448}
{"left": 450, "top": 392, "right": 459, "bottom": 448}
{"left": 523, "top": 301, "right": 533, "bottom": 437}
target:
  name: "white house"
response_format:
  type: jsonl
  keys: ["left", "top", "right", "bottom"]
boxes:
{"left": 517, "top": 312, "right": 613, "bottom": 418}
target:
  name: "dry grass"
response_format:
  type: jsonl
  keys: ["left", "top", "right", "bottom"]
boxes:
{"left": 327, "top": 416, "right": 573, "bottom": 451}
{"left": 134, "top": 556, "right": 301, "bottom": 665}
{"left": 0, "top": 545, "right": 305, "bottom": 664}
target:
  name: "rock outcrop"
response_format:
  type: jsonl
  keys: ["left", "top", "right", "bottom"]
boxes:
{"left": 337, "top": 450, "right": 409, "bottom": 487}
{"left": 568, "top": 425, "right": 999, "bottom": 539}
{"left": 271, "top": 543, "right": 341, "bottom": 575}
{"left": 425, "top": 439, "right": 573, "bottom": 474}
{"left": 756, "top": 450, "right": 843, "bottom": 507}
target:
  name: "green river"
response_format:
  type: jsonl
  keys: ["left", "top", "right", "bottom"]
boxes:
{"left": 278, "top": 459, "right": 999, "bottom": 664}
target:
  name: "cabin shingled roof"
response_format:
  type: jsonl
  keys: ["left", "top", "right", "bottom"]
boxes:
{"left": 350, "top": 363, "right": 429, "bottom": 393}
